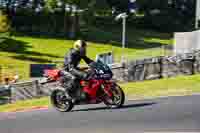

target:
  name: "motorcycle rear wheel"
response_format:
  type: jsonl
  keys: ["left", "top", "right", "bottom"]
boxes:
{"left": 50, "top": 89, "right": 74, "bottom": 112}
{"left": 103, "top": 83, "right": 125, "bottom": 108}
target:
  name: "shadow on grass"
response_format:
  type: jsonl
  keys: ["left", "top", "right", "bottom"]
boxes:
{"left": 80, "top": 26, "right": 173, "bottom": 49}
{"left": 22, "top": 51, "right": 62, "bottom": 58}
{"left": 0, "top": 38, "right": 31, "bottom": 52}
{"left": 0, "top": 38, "right": 62, "bottom": 60}
{"left": 110, "top": 40, "right": 164, "bottom": 49}
{"left": 10, "top": 55, "right": 52, "bottom": 63}
{"left": 11, "top": 25, "right": 173, "bottom": 50}
{"left": 72, "top": 102, "right": 156, "bottom": 112}
{"left": 12, "top": 32, "right": 68, "bottom": 41}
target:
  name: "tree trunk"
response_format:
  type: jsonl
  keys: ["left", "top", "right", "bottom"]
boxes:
{"left": 64, "top": 11, "right": 71, "bottom": 37}
{"left": 75, "top": 12, "right": 80, "bottom": 36}
{"left": 69, "top": 12, "right": 79, "bottom": 39}
{"left": 69, "top": 15, "right": 75, "bottom": 39}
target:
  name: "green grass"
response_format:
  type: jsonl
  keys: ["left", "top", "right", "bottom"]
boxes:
{"left": 1, "top": 74, "right": 200, "bottom": 112}
{"left": 122, "top": 74, "right": 200, "bottom": 100}
{"left": 0, "top": 97, "right": 50, "bottom": 112}
{"left": 0, "top": 27, "right": 173, "bottom": 80}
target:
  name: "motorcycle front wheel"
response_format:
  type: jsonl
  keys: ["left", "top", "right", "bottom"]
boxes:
{"left": 50, "top": 89, "right": 74, "bottom": 112}
{"left": 103, "top": 83, "right": 125, "bottom": 108}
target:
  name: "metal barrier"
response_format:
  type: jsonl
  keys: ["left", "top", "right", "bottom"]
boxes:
{"left": 11, "top": 80, "right": 41, "bottom": 102}
{"left": 0, "top": 85, "right": 12, "bottom": 104}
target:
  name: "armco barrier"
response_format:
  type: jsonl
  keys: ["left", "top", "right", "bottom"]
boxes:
{"left": 114, "top": 50, "right": 200, "bottom": 82}
{"left": 0, "top": 86, "right": 12, "bottom": 104}
{"left": 127, "top": 57, "right": 162, "bottom": 81}
{"left": 11, "top": 80, "right": 41, "bottom": 102}
{"left": 161, "top": 53, "right": 195, "bottom": 78}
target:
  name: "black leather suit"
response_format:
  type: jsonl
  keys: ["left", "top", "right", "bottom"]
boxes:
{"left": 63, "top": 48, "right": 93, "bottom": 93}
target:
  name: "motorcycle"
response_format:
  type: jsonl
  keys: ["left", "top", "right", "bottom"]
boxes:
{"left": 44, "top": 60, "right": 125, "bottom": 112}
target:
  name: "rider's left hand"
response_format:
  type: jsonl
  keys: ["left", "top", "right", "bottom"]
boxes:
{"left": 80, "top": 67, "right": 89, "bottom": 71}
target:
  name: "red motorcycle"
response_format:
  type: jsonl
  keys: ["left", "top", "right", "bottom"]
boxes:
{"left": 44, "top": 61, "right": 125, "bottom": 112}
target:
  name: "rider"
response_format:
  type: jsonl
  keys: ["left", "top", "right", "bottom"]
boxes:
{"left": 63, "top": 40, "right": 93, "bottom": 95}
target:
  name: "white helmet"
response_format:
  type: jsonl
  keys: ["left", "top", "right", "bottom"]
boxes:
{"left": 73, "top": 40, "right": 87, "bottom": 50}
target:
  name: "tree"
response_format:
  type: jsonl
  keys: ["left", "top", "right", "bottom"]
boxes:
{"left": 0, "top": 0, "right": 114, "bottom": 37}
{"left": 0, "top": 0, "right": 45, "bottom": 15}
{"left": 0, "top": 0, "right": 46, "bottom": 29}
{"left": 44, "top": 0, "right": 103, "bottom": 38}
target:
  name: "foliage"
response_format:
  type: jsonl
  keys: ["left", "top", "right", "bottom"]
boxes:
{"left": 136, "top": 0, "right": 196, "bottom": 31}
{"left": 0, "top": 0, "right": 196, "bottom": 33}
{"left": 106, "top": 0, "right": 129, "bottom": 13}
{"left": 0, "top": 0, "right": 115, "bottom": 38}
{"left": 0, "top": 10, "right": 10, "bottom": 33}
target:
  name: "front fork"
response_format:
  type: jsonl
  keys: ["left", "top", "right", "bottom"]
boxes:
{"left": 101, "top": 83, "right": 113, "bottom": 98}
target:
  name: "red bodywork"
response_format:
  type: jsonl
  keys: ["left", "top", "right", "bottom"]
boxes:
{"left": 45, "top": 69, "right": 113, "bottom": 104}
{"left": 81, "top": 79, "right": 113, "bottom": 99}
{"left": 44, "top": 69, "right": 61, "bottom": 81}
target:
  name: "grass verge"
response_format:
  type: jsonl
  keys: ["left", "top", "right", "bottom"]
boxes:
{"left": 122, "top": 74, "right": 200, "bottom": 100}
{"left": 1, "top": 74, "right": 200, "bottom": 112}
